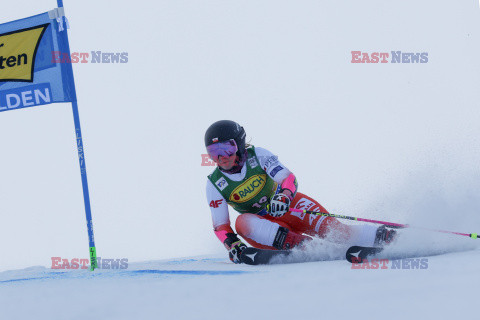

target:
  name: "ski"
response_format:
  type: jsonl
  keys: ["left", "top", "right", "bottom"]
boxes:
{"left": 345, "top": 246, "right": 384, "bottom": 263}
{"left": 242, "top": 245, "right": 386, "bottom": 265}
{"left": 240, "top": 247, "right": 292, "bottom": 265}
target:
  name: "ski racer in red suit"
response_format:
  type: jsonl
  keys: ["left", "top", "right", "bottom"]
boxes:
{"left": 205, "top": 120, "right": 395, "bottom": 263}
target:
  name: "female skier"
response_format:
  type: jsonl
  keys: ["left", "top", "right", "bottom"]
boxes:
{"left": 205, "top": 120, "right": 395, "bottom": 263}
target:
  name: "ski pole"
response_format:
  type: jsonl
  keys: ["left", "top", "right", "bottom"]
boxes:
{"left": 285, "top": 207, "right": 479, "bottom": 240}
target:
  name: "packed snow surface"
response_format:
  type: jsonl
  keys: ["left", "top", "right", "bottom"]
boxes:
{"left": 1, "top": 232, "right": 478, "bottom": 320}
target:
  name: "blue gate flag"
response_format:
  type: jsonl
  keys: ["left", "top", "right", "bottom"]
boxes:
{"left": 0, "top": 10, "right": 75, "bottom": 112}
{"left": 0, "top": 2, "right": 98, "bottom": 271}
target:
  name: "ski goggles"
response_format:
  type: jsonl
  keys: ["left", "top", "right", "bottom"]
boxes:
{"left": 206, "top": 139, "right": 238, "bottom": 162}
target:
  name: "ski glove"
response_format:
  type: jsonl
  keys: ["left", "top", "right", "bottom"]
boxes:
{"left": 269, "top": 193, "right": 291, "bottom": 217}
{"left": 223, "top": 233, "right": 247, "bottom": 264}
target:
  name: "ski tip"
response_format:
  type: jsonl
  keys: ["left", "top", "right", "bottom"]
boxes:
{"left": 345, "top": 246, "right": 363, "bottom": 264}
{"left": 240, "top": 247, "right": 263, "bottom": 265}
{"left": 345, "top": 246, "right": 384, "bottom": 264}
{"left": 240, "top": 247, "right": 291, "bottom": 265}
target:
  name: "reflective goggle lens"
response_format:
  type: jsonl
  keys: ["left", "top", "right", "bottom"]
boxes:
{"left": 206, "top": 139, "right": 238, "bottom": 161}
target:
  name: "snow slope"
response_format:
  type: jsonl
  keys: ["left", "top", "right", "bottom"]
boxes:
{"left": 1, "top": 234, "right": 478, "bottom": 320}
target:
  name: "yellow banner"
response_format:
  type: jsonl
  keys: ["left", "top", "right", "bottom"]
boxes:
{"left": 0, "top": 24, "right": 48, "bottom": 82}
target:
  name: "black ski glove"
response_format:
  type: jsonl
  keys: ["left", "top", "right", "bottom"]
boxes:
{"left": 223, "top": 233, "right": 247, "bottom": 264}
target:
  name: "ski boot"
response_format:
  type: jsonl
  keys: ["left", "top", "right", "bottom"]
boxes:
{"left": 272, "top": 227, "right": 312, "bottom": 250}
